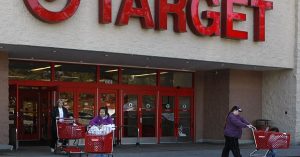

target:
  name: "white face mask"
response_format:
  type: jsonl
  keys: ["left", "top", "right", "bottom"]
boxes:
{"left": 233, "top": 110, "right": 239, "bottom": 115}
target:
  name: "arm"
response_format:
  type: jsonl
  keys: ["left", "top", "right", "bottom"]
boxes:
{"left": 51, "top": 107, "right": 57, "bottom": 120}
{"left": 89, "top": 116, "right": 99, "bottom": 126}
{"left": 240, "top": 117, "right": 250, "bottom": 125}
{"left": 229, "top": 114, "right": 248, "bottom": 128}
{"left": 107, "top": 116, "right": 113, "bottom": 124}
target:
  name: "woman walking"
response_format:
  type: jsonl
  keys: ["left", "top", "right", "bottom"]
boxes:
{"left": 222, "top": 106, "right": 254, "bottom": 157}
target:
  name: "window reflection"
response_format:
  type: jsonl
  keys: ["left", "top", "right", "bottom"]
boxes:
{"left": 100, "top": 66, "right": 119, "bottom": 84}
{"left": 122, "top": 68, "right": 156, "bottom": 86}
{"left": 9, "top": 61, "right": 51, "bottom": 81}
{"left": 123, "top": 95, "right": 138, "bottom": 137}
{"left": 55, "top": 63, "right": 96, "bottom": 82}
{"left": 161, "top": 96, "right": 174, "bottom": 136}
{"left": 142, "top": 95, "right": 156, "bottom": 137}
{"left": 178, "top": 97, "right": 191, "bottom": 138}
{"left": 160, "top": 71, "right": 193, "bottom": 88}
{"left": 78, "top": 93, "right": 95, "bottom": 125}
{"left": 100, "top": 93, "right": 116, "bottom": 122}
{"left": 59, "top": 92, "right": 74, "bottom": 117}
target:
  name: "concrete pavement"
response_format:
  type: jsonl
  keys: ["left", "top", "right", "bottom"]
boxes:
{"left": 0, "top": 143, "right": 300, "bottom": 157}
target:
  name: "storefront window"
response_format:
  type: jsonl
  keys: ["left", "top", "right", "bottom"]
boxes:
{"left": 78, "top": 93, "right": 95, "bottom": 125}
{"left": 160, "top": 71, "right": 193, "bottom": 88}
{"left": 100, "top": 66, "right": 119, "bottom": 84}
{"left": 122, "top": 68, "right": 156, "bottom": 86}
{"left": 9, "top": 61, "right": 51, "bottom": 81}
{"left": 100, "top": 93, "right": 116, "bottom": 121}
{"left": 55, "top": 63, "right": 96, "bottom": 82}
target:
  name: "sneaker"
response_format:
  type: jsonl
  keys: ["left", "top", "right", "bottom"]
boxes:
{"left": 51, "top": 148, "right": 55, "bottom": 153}
{"left": 178, "top": 131, "right": 187, "bottom": 137}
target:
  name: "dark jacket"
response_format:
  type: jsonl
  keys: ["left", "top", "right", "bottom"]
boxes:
{"left": 224, "top": 113, "right": 249, "bottom": 138}
{"left": 51, "top": 106, "right": 69, "bottom": 134}
{"left": 52, "top": 106, "right": 69, "bottom": 120}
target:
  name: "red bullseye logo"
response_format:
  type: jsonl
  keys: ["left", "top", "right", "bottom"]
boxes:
{"left": 23, "top": 0, "right": 80, "bottom": 23}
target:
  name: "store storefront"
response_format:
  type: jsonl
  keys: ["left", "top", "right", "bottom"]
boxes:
{"left": 1, "top": 0, "right": 300, "bottom": 147}
{"left": 8, "top": 60, "right": 194, "bottom": 145}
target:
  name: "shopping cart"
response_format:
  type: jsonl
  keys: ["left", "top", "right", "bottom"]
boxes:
{"left": 250, "top": 127, "right": 291, "bottom": 157}
{"left": 85, "top": 130, "right": 114, "bottom": 157}
{"left": 56, "top": 118, "right": 86, "bottom": 156}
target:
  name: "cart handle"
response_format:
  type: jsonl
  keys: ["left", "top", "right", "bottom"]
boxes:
{"left": 249, "top": 126, "right": 257, "bottom": 131}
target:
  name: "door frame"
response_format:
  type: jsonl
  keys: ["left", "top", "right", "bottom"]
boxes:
{"left": 158, "top": 89, "right": 194, "bottom": 143}
{"left": 120, "top": 89, "right": 157, "bottom": 144}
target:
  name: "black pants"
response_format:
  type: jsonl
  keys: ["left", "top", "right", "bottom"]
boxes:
{"left": 50, "top": 124, "right": 67, "bottom": 149}
{"left": 221, "top": 135, "right": 242, "bottom": 157}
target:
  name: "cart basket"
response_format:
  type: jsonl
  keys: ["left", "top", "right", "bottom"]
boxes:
{"left": 254, "top": 130, "right": 290, "bottom": 149}
{"left": 57, "top": 123, "right": 86, "bottom": 139}
{"left": 85, "top": 132, "right": 113, "bottom": 153}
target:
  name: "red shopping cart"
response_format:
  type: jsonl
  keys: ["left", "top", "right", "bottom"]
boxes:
{"left": 85, "top": 132, "right": 114, "bottom": 157}
{"left": 56, "top": 118, "right": 86, "bottom": 156}
{"left": 250, "top": 128, "right": 290, "bottom": 157}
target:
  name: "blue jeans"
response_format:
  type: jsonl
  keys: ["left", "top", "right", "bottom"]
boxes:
{"left": 266, "top": 149, "right": 276, "bottom": 157}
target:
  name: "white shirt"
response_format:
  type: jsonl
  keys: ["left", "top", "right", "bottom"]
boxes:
{"left": 58, "top": 107, "right": 64, "bottom": 118}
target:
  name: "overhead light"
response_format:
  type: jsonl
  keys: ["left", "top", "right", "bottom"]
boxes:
{"left": 132, "top": 72, "right": 166, "bottom": 77}
{"left": 105, "top": 69, "right": 118, "bottom": 73}
{"left": 31, "top": 65, "right": 61, "bottom": 72}
{"left": 186, "top": 61, "right": 190, "bottom": 64}
{"left": 0, "top": 46, "right": 3, "bottom": 49}
{"left": 105, "top": 54, "right": 109, "bottom": 57}
{"left": 160, "top": 72, "right": 168, "bottom": 75}
{"left": 61, "top": 76, "right": 79, "bottom": 79}
{"left": 133, "top": 73, "right": 156, "bottom": 77}
{"left": 8, "top": 75, "right": 25, "bottom": 78}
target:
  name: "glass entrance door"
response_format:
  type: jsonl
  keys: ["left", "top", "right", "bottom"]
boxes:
{"left": 177, "top": 96, "right": 192, "bottom": 142}
{"left": 160, "top": 95, "right": 176, "bottom": 142}
{"left": 122, "top": 92, "right": 156, "bottom": 144}
{"left": 17, "top": 86, "right": 54, "bottom": 141}
{"left": 159, "top": 94, "right": 193, "bottom": 143}
{"left": 18, "top": 88, "right": 39, "bottom": 141}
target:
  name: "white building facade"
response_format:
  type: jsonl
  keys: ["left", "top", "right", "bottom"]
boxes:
{"left": 0, "top": 0, "right": 299, "bottom": 145}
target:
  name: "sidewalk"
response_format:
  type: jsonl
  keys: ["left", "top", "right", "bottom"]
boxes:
{"left": 0, "top": 143, "right": 300, "bottom": 157}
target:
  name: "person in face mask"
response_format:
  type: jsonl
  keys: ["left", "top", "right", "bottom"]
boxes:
{"left": 89, "top": 106, "right": 113, "bottom": 127}
{"left": 222, "top": 106, "right": 254, "bottom": 157}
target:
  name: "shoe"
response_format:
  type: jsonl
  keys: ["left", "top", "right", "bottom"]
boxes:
{"left": 51, "top": 148, "right": 55, "bottom": 153}
{"left": 178, "top": 131, "right": 187, "bottom": 137}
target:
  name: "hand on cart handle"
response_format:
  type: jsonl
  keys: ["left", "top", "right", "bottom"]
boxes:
{"left": 247, "top": 124, "right": 256, "bottom": 130}
{"left": 56, "top": 117, "right": 76, "bottom": 123}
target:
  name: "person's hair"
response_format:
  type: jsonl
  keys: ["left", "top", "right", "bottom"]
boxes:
{"left": 56, "top": 99, "right": 64, "bottom": 106}
{"left": 229, "top": 106, "right": 240, "bottom": 113}
{"left": 99, "top": 106, "right": 109, "bottom": 117}
{"left": 269, "top": 127, "right": 279, "bottom": 132}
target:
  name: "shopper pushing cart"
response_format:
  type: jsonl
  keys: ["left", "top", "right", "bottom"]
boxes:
{"left": 50, "top": 99, "right": 70, "bottom": 152}
{"left": 86, "top": 106, "right": 115, "bottom": 157}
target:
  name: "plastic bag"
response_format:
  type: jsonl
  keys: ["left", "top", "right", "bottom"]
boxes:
{"left": 88, "top": 124, "right": 115, "bottom": 135}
